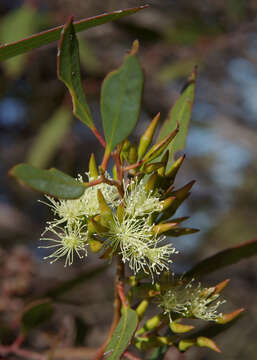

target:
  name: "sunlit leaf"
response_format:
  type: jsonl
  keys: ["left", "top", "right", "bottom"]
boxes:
{"left": 58, "top": 17, "right": 94, "bottom": 128}
{"left": 10, "top": 163, "right": 86, "bottom": 199}
{"left": 105, "top": 308, "right": 138, "bottom": 360}
{"left": 158, "top": 67, "right": 197, "bottom": 159}
{"left": 0, "top": 6, "right": 148, "bottom": 61}
{"left": 186, "top": 238, "right": 257, "bottom": 278}
{"left": 101, "top": 40, "right": 143, "bottom": 152}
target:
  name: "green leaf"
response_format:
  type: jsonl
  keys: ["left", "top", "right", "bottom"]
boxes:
{"left": 105, "top": 308, "right": 138, "bottom": 360}
{"left": 0, "top": 6, "right": 148, "bottom": 61}
{"left": 0, "top": 3, "right": 39, "bottom": 76}
{"left": 101, "top": 40, "right": 144, "bottom": 152}
{"left": 21, "top": 299, "right": 54, "bottom": 333}
{"left": 10, "top": 163, "right": 86, "bottom": 199}
{"left": 27, "top": 106, "right": 72, "bottom": 168}
{"left": 58, "top": 17, "right": 93, "bottom": 128}
{"left": 158, "top": 67, "right": 197, "bottom": 159}
{"left": 186, "top": 238, "right": 257, "bottom": 278}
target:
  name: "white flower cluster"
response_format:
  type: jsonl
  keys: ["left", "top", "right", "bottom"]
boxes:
{"left": 40, "top": 176, "right": 177, "bottom": 277}
{"left": 40, "top": 174, "right": 119, "bottom": 266}
{"left": 123, "top": 179, "right": 163, "bottom": 217}
{"left": 160, "top": 279, "right": 225, "bottom": 322}
{"left": 107, "top": 180, "right": 177, "bottom": 278}
{"left": 108, "top": 215, "right": 177, "bottom": 278}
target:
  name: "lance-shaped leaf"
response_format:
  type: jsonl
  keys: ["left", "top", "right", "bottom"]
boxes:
{"left": 101, "top": 40, "right": 143, "bottom": 152}
{"left": 10, "top": 163, "right": 86, "bottom": 199}
{"left": 165, "top": 227, "right": 199, "bottom": 237}
{"left": 58, "top": 17, "right": 93, "bottom": 128}
{"left": 138, "top": 112, "right": 161, "bottom": 159}
{"left": 158, "top": 67, "right": 197, "bottom": 159}
{"left": 186, "top": 237, "right": 257, "bottom": 278}
{"left": 0, "top": 6, "right": 148, "bottom": 61}
{"left": 105, "top": 308, "right": 138, "bottom": 360}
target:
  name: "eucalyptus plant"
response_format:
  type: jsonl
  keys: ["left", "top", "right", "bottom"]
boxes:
{"left": 1, "top": 5, "right": 257, "bottom": 360}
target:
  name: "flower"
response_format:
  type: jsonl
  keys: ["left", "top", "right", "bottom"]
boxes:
{"left": 123, "top": 180, "right": 163, "bottom": 217}
{"left": 106, "top": 215, "right": 177, "bottom": 278}
{"left": 39, "top": 222, "right": 88, "bottom": 267}
{"left": 160, "top": 279, "right": 225, "bottom": 322}
{"left": 41, "top": 174, "right": 119, "bottom": 227}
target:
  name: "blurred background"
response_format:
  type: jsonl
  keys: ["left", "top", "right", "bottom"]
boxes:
{"left": 0, "top": 0, "right": 257, "bottom": 359}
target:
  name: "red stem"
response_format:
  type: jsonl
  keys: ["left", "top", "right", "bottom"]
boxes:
{"left": 91, "top": 126, "right": 106, "bottom": 148}
{"left": 86, "top": 178, "right": 103, "bottom": 187}
{"left": 117, "top": 281, "right": 128, "bottom": 308}
{"left": 101, "top": 150, "right": 111, "bottom": 171}
{"left": 12, "top": 333, "right": 25, "bottom": 348}
{"left": 123, "top": 160, "right": 144, "bottom": 171}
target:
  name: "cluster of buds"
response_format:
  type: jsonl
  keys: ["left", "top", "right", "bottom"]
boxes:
{"left": 159, "top": 278, "right": 226, "bottom": 322}
{"left": 40, "top": 112, "right": 198, "bottom": 280}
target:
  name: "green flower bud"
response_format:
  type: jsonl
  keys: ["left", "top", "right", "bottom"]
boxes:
{"left": 158, "top": 150, "right": 169, "bottom": 176}
{"left": 143, "top": 126, "right": 179, "bottom": 163}
{"left": 138, "top": 112, "right": 160, "bottom": 159}
{"left": 89, "top": 153, "right": 98, "bottom": 179}
{"left": 166, "top": 154, "right": 185, "bottom": 181}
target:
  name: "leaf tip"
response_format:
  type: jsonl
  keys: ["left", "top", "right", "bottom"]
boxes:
{"left": 130, "top": 40, "right": 139, "bottom": 55}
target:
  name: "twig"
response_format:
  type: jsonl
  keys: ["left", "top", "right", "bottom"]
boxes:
{"left": 123, "top": 160, "right": 144, "bottom": 171}
{"left": 91, "top": 126, "right": 106, "bottom": 148}
{"left": 0, "top": 345, "right": 45, "bottom": 360}
{"left": 123, "top": 351, "right": 142, "bottom": 360}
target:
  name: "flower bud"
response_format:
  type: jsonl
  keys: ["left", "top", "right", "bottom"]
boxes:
{"left": 197, "top": 337, "right": 221, "bottom": 353}
{"left": 145, "top": 173, "right": 160, "bottom": 192}
{"left": 143, "top": 126, "right": 179, "bottom": 163}
{"left": 158, "top": 150, "right": 169, "bottom": 176}
{"left": 128, "top": 141, "right": 138, "bottom": 164}
{"left": 89, "top": 153, "right": 98, "bottom": 179}
{"left": 216, "top": 308, "right": 244, "bottom": 324}
{"left": 152, "top": 222, "right": 178, "bottom": 235}
{"left": 117, "top": 202, "right": 125, "bottom": 223}
{"left": 97, "top": 190, "right": 113, "bottom": 224}
{"left": 166, "top": 154, "right": 185, "bottom": 181}
{"left": 144, "top": 162, "right": 164, "bottom": 174}
{"left": 179, "top": 339, "right": 196, "bottom": 352}
{"left": 161, "top": 196, "right": 176, "bottom": 211}
{"left": 170, "top": 321, "right": 194, "bottom": 333}
{"left": 88, "top": 238, "right": 103, "bottom": 252}
{"left": 138, "top": 112, "right": 160, "bottom": 159}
